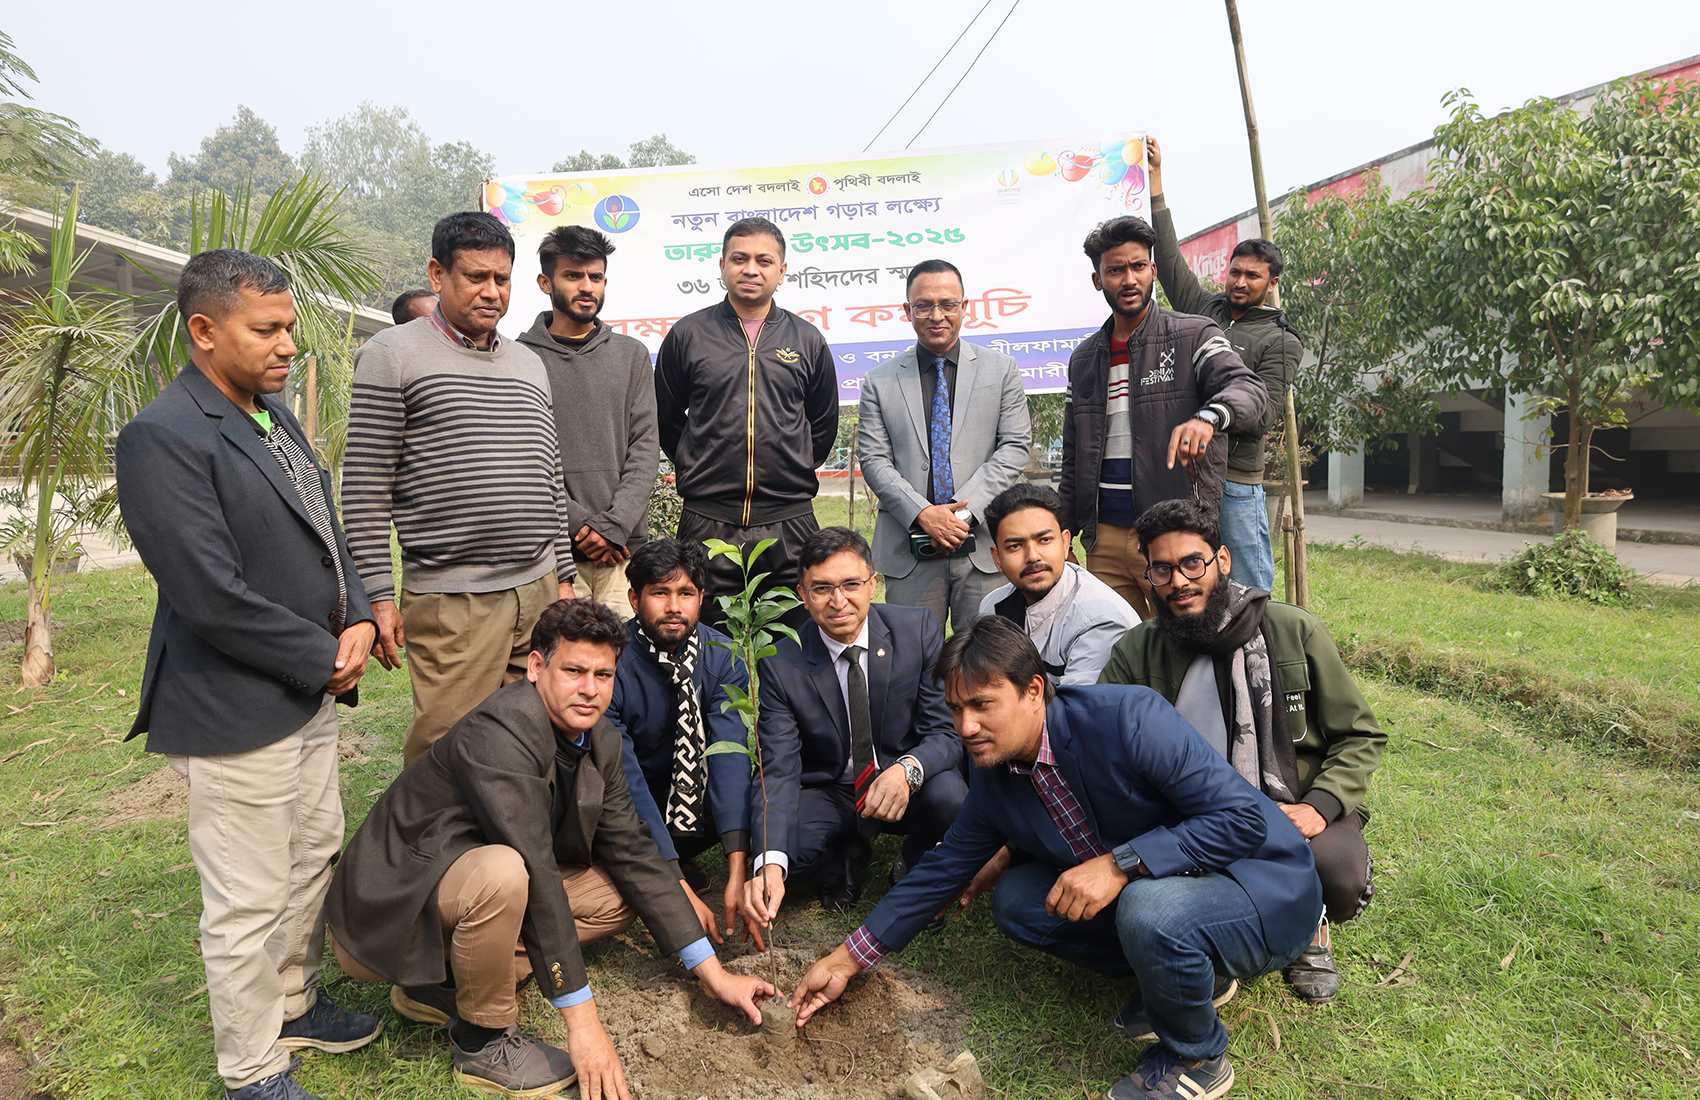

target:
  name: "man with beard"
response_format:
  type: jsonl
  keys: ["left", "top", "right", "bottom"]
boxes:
{"left": 518, "top": 225, "right": 659, "bottom": 620}
{"left": 607, "top": 539, "right": 764, "bottom": 948}
{"left": 1147, "top": 138, "right": 1304, "bottom": 593}
{"left": 1057, "top": 216, "right": 1266, "bottom": 619}
{"left": 979, "top": 483, "right": 1138, "bottom": 687}
{"left": 1097, "top": 499, "right": 1385, "bottom": 1004}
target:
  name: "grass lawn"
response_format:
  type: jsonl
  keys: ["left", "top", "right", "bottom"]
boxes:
{"left": 0, "top": 536, "right": 1696, "bottom": 1098}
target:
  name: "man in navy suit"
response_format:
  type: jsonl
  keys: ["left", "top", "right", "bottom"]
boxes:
{"left": 741, "top": 527, "right": 965, "bottom": 919}
{"left": 608, "top": 538, "right": 762, "bottom": 946}
{"left": 789, "top": 617, "right": 1320, "bottom": 1100}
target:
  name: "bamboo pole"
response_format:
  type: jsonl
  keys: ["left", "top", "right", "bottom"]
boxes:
{"left": 303, "top": 353, "right": 319, "bottom": 450}
{"left": 1225, "top": 0, "right": 1308, "bottom": 608}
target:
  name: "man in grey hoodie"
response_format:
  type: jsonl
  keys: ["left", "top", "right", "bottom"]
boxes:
{"left": 518, "top": 225, "right": 660, "bottom": 620}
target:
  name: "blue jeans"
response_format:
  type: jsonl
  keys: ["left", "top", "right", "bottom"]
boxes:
{"left": 1220, "top": 481, "right": 1274, "bottom": 593}
{"left": 991, "top": 862, "right": 1309, "bottom": 1060}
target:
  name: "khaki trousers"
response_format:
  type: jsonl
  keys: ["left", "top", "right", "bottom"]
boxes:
{"left": 1087, "top": 522, "right": 1156, "bottom": 619}
{"left": 168, "top": 696, "right": 343, "bottom": 1089}
{"left": 401, "top": 571, "right": 558, "bottom": 764}
{"left": 333, "top": 846, "right": 635, "bottom": 1028}
{"left": 572, "top": 559, "right": 634, "bottom": 621}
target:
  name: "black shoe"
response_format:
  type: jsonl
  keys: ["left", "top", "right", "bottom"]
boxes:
{"left": 277, "top": 992, "right": 382, "bottom": 1053}
{"left": 1283, "top": 941, "right": 1340, "bottom": 1003}
{"left": 1104, "top": 1045, "right": 1234, "bottom": 1100}
{"left": 1111, "top": 976, "right": 1238, "bottom": 1044}
{"left": 820, "top": 842, "right": 872, "bottom": 913}
{"left": 679, "top": 860, "right": 709, "bottom": 893}
{"left": 890, "top": 852, "right": 912, "bottom": 887}
{"left": 224, "top": 1059, "right": 324, "bottom": 1100}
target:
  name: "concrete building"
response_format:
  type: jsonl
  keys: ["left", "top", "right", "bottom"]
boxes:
{"left": 1176, "top": 53, "right": 1700, "bottom": 526}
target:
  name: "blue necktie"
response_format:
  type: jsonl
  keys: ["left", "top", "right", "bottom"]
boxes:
{"left": 929, "top": 357, "right": 954, "bottom": 504}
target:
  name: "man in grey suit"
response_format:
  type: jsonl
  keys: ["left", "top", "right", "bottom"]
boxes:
{"left": 857, "top": 259, "right": 1032, "bottom": 631}
{"left": 116, "top": 250, "right": 380, "bottom": 1100}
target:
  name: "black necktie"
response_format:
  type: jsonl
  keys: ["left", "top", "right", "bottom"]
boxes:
{"left": 843, "top": 644, "right": 881, "bottom": 839}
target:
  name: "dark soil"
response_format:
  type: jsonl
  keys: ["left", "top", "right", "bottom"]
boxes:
{"left": 0, "top": 1010, "right": 48, "bottom": 1100}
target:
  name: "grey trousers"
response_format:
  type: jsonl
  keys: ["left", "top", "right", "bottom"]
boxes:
{"left": 883, "top": 556, "right": 1000, "bottom": 633}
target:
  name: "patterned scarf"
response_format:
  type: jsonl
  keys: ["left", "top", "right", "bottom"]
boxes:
{"left": 1196, "top": 580, "right": 1301, "bottom": 802}
{"left": 651, "top": 629, "right": 707, "bottom": 835}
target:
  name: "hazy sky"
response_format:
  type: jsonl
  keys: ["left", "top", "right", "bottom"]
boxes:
{"left": 11, "top": 1, "right": 1699, "bottom": 235}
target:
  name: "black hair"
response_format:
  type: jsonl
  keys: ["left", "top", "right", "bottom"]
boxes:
{"left": 389, "top": 289, "right": 434, "bottom": 326}
{"left": 178, "top": 249, "right": 290, "bottom": 324}
{"left": 797, "top": 525, "right": 874, "bottom": 576}
{"left": 1082, "top": 215, "right": 1158, "bottom": 270}
{"left": 984, "top": 483, "right": 1067, "bottom": 542}
{"left": 1230, "top": 238, "right": 1285, "bottom": 278}
{"left": 935, "top": 615, "right": 1055, "bottom": 705}
{"left": 722, "top": 216, "right": 786, "bottom": 259}
{"left": 431, "top": 211, "right": 515, "bottom": 271}
{"left": 905, "top": 258, "right": 964, "bottom": 295}
{"left": 530, "top": 598, "right": 629, "bottom": 661}
{"left": 626, "top": 538, "right": 709, "bottom": 594}
{"left": 539, "top": 224, "right": 616, "bottom": 279}
{"left": 1133, "top": 499, "right": 1223, "bottom": 559}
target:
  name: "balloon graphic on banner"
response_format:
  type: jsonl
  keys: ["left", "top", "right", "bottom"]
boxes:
{"left": 1023, "top": 151, "right": 1057, "bottom": 177}
{"left": 565, "top": 181, "right": 599, "bottom": 207}
{"left": 527, "top": 188, "right": 565, "bottom": 216}
{"left": 1100, "top": 158, "right": 1128, "bottom": 187}
{"left": 1059, "top": 150, "right": 1103, "bottom": 182}
{"left": 1122, "top": 139, "right": 1145, "bottom": 167}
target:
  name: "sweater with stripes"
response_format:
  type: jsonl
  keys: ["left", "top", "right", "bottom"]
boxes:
{"left": 343, "top": 318, "right": 573, "bottom": 602}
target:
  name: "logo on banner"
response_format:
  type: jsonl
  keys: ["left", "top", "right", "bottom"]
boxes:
{"left": 593, "top": 195, "right": 641, "bottom": 233}
{"left": 808, "top": 175, "right": 828, "bottom": 195}
{"left": 997, "top": 169, "right": 1019, "bottom": 187}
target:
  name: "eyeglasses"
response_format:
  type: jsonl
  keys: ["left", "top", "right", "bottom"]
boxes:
{"left": 907, "top": 300, "right": 963, "bottom": 317}
{"left": 1144, "top": 552, "right": 1217, "bottom": 587}
{"left": 804, "top": 577, "right": 873, "bottom": 600}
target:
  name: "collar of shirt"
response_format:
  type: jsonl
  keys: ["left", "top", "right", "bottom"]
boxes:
{"left": 429, "top": 307, "right": 501, "bottom": 352}
{"left": 1025, "top": 560, "right": 1080, "bottom": 638}
{"left": 819, "top": 620, "right": 871, "bottom": 666}
{"left": 1007, "top": 720, "right": 1056, "bottom": 775}
{"left": 920, "top": 340, "right": 960, "bottom": 367}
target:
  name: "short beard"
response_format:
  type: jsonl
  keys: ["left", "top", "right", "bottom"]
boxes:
{"left": 551, "top": 286, "right": 602, "bottom": 326}
{"left": 1152, "top": 578, "right": 1232, "bottom": 652}
{"left": 640, "top": 614, "right": 693, "bottom": 650}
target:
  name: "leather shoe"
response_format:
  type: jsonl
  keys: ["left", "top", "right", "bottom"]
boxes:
{"left": 819, "top": 841, "right": 872, "bottom": 913}
{"left": 1282, "top": 941, "right": 1341, "bottom": 1003}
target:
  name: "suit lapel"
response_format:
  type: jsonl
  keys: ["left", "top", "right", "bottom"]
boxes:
{"left": 868, "top": 608, "right": 893, "bottom": 749}
{"left": 894, "top": 349, "right": 928, "bottom": 458}
{"left": 216, "top": 401, "right": 317, "bottom": 532}
{"left": 803, "top": 626, "right": 850, "bottom": 747}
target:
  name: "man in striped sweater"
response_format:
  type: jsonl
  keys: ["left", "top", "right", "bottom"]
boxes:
{"left": 344, "top": 212, "right": 577, "bottom": 765}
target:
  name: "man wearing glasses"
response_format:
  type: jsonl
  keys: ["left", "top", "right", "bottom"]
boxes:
{"left": 1058, "top": 216, "right": 1266, "bottom": 619}
{"left": 740, "top": 527, "right": 965, "bottom": 922}
{"left": 857, "top": 259, "right": 1032, "bottom": 632}
{"left": 1097, "top": 499, "right": 1386, "bottom": 1005}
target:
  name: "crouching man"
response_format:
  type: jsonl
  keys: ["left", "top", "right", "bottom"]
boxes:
{"left": 789, "top": 617, "right": 1320, "bottom": 1100}
{"left": 326, "top": 599, "right": 771, "bottom": 1099}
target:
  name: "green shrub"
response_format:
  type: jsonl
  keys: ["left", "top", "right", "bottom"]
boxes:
{"left": 1493, "top": 530, "right": 1636, "bottom": 605}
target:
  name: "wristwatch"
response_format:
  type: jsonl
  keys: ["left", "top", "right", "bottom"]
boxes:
{"left": 1192, "top": 406, "right": 1222, "bottom": 428}
{"left": 898, "top": 755, "right": 924, "bottom": 792}
{"left": 1111, "top": 842, "right": 1148, "bottom": 878}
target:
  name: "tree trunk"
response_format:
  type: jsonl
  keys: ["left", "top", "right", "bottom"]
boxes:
{"left": 847, "top": 432, "right": 857, "bottom": 530}
{"left": 22, "top": 473, "right": 57, "bottom": 686}
{"left": 1578, "top": 422, "right": 1595, "bottom": 500}
{"left": 1562, "top": 379, "right": 1585, "bottom": 530}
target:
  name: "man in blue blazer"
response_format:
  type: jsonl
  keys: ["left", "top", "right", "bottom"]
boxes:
{"left": 741, "top": 527, "right": 966, "bottom": 919}
{"left": 116, "top": 250, "right": 380, "bottom": 1100}
{"left": 789, "top": 617, "right": 1320, "bottom": 1100}
{"left": 608, "top": 539, "right": 760, "bottom": 946}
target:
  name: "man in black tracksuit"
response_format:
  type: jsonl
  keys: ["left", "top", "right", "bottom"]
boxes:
{"left": 1059, "top": 215, "right": 1266, "bottom": 619}
{"left": 656, "top": 216, "right": 839, "bottom": 625}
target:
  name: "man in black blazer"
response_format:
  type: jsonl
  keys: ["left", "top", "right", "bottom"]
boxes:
{"left": 327, "top": 599, "right": 771, "bottom": 1100}
{"left": 115, "top": 250, "right": 379, "bottom": 1100}
{"left": 742, "top": 526, "right": 966, "bottom": 922}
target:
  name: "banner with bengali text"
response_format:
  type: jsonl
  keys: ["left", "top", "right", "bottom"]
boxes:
{"left": 482, "top": 133, "right": 1150, "bottom": 403}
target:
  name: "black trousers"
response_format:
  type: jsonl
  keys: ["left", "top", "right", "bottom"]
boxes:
{"left": 788, "top": 770, "right": 970, "bottom": 885}
{"left": 1312, "top": 808, "right": 1374, "bottom": 923}
{"left": 677, "top": 509, "right": 818, "bottom": 634}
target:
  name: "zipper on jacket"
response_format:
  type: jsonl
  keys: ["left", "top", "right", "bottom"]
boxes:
{"left": 741, "top": 317, "right": 760, "bottom": 525}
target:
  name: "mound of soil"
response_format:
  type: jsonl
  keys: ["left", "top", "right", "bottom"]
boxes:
{"left": 581, "top": 945, "right": 971, "bottom": 1100}
{"left": 98, "top": 765, "right": 187, "bottom": 828}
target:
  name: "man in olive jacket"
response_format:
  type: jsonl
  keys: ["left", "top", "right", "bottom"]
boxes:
{"left": 327, "top": 599, "right": 769, "bottom": 1099}
{"left": 1147, "top": 137, "right": 1304, "bottom": 593}
{"left": 1098, "top": 500, "right": 1385, "bottom": 1005}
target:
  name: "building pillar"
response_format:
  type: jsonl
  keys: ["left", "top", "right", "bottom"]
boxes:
{"left": 1502, "top": 390, "right": 1552, "bottom": 523}
{"left": 1328, "top": 449, "right": 1364, "bottom": 508}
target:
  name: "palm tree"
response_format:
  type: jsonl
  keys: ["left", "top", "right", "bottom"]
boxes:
{"left": 0, "top": 188, "right": 134, "bottom": 685}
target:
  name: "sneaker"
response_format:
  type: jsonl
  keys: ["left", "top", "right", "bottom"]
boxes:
{"left": 277, "top": 993, "right": 382, "bottom": 1054}
{"left": 1282, "top": 941, "right": 1340, "bottom": 1003}
{"left": 224, "top": 1058, "right": 324, "bottom": 1100}
{"left": 452, "top": 1025, "right": 577, "bottom": 1097}
{"left": 1104, "top": 1045, "right": 1234, "bottom": 1100}
{"left": 390, "top": 984, "right": 452, "bottom": 1026}
{"left": 1111, "top": 976, "right": 1239, "bottom": 1044}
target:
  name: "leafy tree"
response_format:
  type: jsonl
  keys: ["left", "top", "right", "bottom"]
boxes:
{"left": 0, "top": 189, "right": 135, "bottom": 685}
{"left": 550, "top": 133, "right": 695, "bottom": 174}
{"left": 166, "top": 105, "right": 297, "bottom": 201}
{"left": 1400, "top": 78, "right": 1700, "bottom": 528}
{"left": 0, "top": 30, "right": 93, "bottom": 269}
{"left": 1272, "top": 171, "right": 1437, "bottom": 456}
{"left": 551, "top": 150, "right": 625, "bottom": 173}
{"left": 73, "top": 149, "right": 176, "bottom": 245}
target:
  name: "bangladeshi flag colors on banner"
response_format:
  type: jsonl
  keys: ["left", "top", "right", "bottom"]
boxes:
{"left": 482, "top": 133, "right": 1149, "bottom": 404}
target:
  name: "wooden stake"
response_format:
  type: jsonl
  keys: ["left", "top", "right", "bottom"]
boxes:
{"left": 303, "top": 353, "right": 319, "bottom": 450}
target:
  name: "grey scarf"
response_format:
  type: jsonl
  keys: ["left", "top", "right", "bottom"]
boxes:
{"left": 1196, "top": 581, "right": 1301, "bottom": 802}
